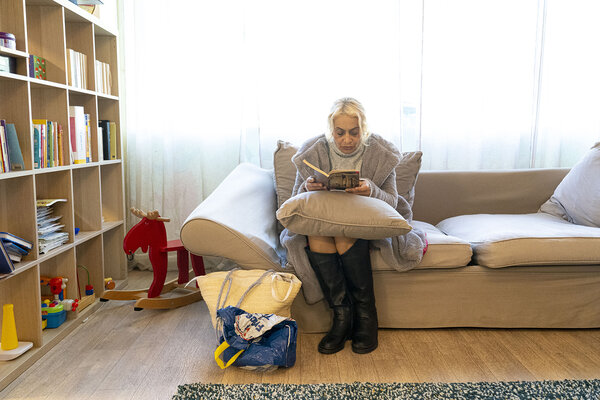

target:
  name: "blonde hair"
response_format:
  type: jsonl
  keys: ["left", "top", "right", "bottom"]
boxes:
{"left": 326, "top": 97, "right": 370, "bottom": 145}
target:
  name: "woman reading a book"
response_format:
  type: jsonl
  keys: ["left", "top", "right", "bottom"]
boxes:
{"left": 280, "top": 97, "right": 427, "bottom": 355}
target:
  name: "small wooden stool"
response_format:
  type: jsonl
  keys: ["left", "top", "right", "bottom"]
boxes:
{"left": 100, "top": 209, "right": 205, "bottom": 310}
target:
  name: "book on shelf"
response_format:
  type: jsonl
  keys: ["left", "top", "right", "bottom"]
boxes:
{"left": 67, "top": 48, "right": 87, "bottom": 89}
{"left": 37, "top": 199, "right": 69, "bottom": 254}
{"left": 2, "top": 240, "right": 30, "bottom": 263}
{"left": 32, "top": 119, "right": 63, "bottom": 168}
{"left": 0, "top": 240, "right": 15, "bottom": 274}
{"left": 69, "top": 106, "right": 87, "bottom": 164}
{"left": 99, "top": 120, "right": 117, "bottom": 160}
{"left": 0, "top": 119, "right": 10, "bottom": 172}
{"left": 29, "top": 54, "right": 47, "bottom": 80}
{"left": 0, "top": 231, "right": 33, "bottom": 251}
{"left": 302, "top": 159, "right": 360, "bottom": 190}
{"left": 94, "top": 60, "right": 111, "bottom": 95}
{"left": 4, "top": 122, "right": 25, "bottom": 171}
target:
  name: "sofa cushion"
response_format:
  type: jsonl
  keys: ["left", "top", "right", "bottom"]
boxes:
{"left": 539, "top": 142, "right": 600, "bottom": 227}
{"left": 437, "top": 213, "right": 600, "bottom": 268}
{"left": 413, "top": 221, "right": 472, "bottom": 269}
{"left": 273, "top": 140, "right": 298, "bottom": 208}
{"left": 276, "top": 191, "right": 412, "bottom": 240}
{"left": 272, "top": 140, "right": 423, "bottom": 208}
{"left": 370, "top": 221, "right": 472, "bottom": 271}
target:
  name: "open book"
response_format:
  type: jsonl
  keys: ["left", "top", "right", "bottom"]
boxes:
{"left": 303, "top": 159, "right": 360, "bottom": 190}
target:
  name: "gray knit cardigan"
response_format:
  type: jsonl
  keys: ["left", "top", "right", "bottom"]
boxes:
{"left": 280, "top": 133, "right": 427, "bottom": 304}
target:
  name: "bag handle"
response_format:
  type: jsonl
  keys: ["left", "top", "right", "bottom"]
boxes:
{"left": 271, "top": 273, "right": 295, "bottom": 303}
{"left": 214, "top": 269, "right": 274, "bottom": 343}
{"left": 214, "top": 341, "right": 244, "bottom": 369}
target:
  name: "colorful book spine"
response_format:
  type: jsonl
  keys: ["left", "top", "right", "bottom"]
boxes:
{"left": 0, "top": 119, "right": 11, "bottom": 172}
{"left": 33, "top": 125, "right": 40, "bottom": 169}
{"left": 68, "top": 106, "right": 86, "bottom": 164}
{"left": 32, "top": 119, "right": 47, "bottom": 168}
{"left": 57, "top": 124, "right": 64, "bottom": 166}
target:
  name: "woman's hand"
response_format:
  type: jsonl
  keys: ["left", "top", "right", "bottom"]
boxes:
{"left": 306, "top": 176, "right": 326, "bottom": 191}
{"left": 345, "top": 179, "right": 370, "bottom": 196}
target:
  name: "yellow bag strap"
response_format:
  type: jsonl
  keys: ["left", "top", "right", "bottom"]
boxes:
{"left": 214, "top": 341, "right": 245, "bottom": 369}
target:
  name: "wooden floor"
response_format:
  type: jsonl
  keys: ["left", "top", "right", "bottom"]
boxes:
{"left": 1, "top": 269, "right": 600, "bottom": 400}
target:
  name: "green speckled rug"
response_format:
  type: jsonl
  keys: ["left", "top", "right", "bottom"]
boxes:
{"left": 173, "top": 379, "right": 600, "bottom": 399}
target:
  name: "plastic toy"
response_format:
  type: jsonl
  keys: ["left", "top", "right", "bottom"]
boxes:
{"left": 77, "top": 265, "right": 94, "bottom": 295}
{"left": 104, "top": 277, "right": 115, "bottom": 290}
{"left": 41, "top": 300, "right": 66, "bottom": 329}
{"left": 100, "top": 208, "right": 205, "bottom": 310}
{"left": 40, "top": 276, "right": 68, "bottom": 302}
{"left": 0, "top": 304, "right": 33, "bottom": 360}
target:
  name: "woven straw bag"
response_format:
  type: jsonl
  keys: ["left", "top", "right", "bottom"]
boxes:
{"left": 195, "top": 269, "right": 302, "bottom": 328}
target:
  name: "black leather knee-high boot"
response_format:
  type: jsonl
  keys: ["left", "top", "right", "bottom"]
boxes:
{"left": 339, "top": 239, "right": 378, "bottom": 354}
{"left": 305, "top": 248, "right": 352, "bottom": 354}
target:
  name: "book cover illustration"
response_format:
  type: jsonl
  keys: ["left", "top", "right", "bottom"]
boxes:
{"left": 303, "top": 159, "right": 360, "bottom": 190}
{"left": 29, "top": 54, "right": 47, "bottom": 80}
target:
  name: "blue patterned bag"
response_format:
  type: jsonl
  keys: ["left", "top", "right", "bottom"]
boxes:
{"left": 214, "top": 306, "right": 297, "bottom": 371}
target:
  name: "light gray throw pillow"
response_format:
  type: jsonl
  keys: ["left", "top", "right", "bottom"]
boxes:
{"left": 276, "top": 191, "right": 412, "bottom": 239}
{"left": 539, "top": 142, "right": 600, "bottom": 227}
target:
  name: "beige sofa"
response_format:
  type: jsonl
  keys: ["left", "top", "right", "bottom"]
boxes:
{"left": 181, "top": 163, "right": 600, "bottom": 332}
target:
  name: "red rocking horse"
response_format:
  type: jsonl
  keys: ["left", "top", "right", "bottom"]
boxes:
{"left": 100, "top": 208, "right": 205, "bottom": 310}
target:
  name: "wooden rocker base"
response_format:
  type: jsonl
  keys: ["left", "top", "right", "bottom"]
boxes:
{"left": 100, "top": 275, "right": 203, "bottom": 310}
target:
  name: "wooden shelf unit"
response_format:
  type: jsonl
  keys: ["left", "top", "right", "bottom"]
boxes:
{"left": 0, "top": 0, "right": 125, "bottom": 391}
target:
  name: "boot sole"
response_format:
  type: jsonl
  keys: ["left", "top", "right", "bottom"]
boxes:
{"left": 352, "top": 341, "right": 378, "bottom": 354}
{"left": 318, "top": 337, "right": 351, "bottom": 354}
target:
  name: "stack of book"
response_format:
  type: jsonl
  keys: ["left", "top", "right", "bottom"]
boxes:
{"left": 95, "top": 60, "right": 111, "bottom": 95}
{"left": 98, "top": 119, "right": 117, "bottom": 160}
{"left": 0, "top": 119, "right": 25, "bottom": 172}
{"left": 37, "top": 199, "right": 69, "bottom": 254}
{"left": 32, "top": 119, "right": 64, "bottom": 168}
{"left": 0, "top": 232, "right": 33, "bottom": 275}
{"left": 67, "top": 48, "right": 87, "bottom": 89}
{"left": 69, "top": 106, "right": 92, "bottom": 164}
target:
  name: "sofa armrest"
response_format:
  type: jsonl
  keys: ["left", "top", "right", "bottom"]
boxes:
{"left": 180, "top": 163, "right": 282, "bottom": 270}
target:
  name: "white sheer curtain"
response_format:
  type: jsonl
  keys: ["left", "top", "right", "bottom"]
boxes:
{"left": 118, "top": 0, "right": 600, "bottom": 245}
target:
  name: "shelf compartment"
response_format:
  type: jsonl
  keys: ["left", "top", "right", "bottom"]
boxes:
{"left": 0, "top": 79, "right": 33, "bottom": 171}
{"left": 39, "top": 248, "right": 77, "bottom": 317}
{"left": 0, "top": 265, "right": 43, "bottom": 347}
{"left": 0, "top": 46, "right": 29, "bottom": 77}
{"left": 68, "top": 91, "right": 98, "bottom": 162}
{"left": 35, "top": 170, "right": 74, "bottom": 251}
{"left": 25, "top": 2, "right": 66, "bottom": 84}
{"left": 102, "top": 224, "right": 125, "bottom": 281}
{"left": 75, "top": 235, "right": 102, "bottom": 302}
{"left": 97, "top": 96, "right": 120, "bottom": 160}
{"left": 65, "top": 20, "right": 93, "bottom": 91}
{"left": 100, "top": 162, "right": 123, "bottom": 223}
{"left": 72, "top": 165, "right": 101, "bottom": 232}
{"left": 0, "top": 0, "right": 27, "bottom": 53}
{"left": 0, "top": 175, "right": 37, "bottom": 261}
{"left": 93, "top": 33, "right": 117, "bottom": 96}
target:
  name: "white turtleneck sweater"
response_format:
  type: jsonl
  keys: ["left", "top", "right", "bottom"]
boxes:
{"left": 328, "top": 141, "right": 366, "bottom": 171}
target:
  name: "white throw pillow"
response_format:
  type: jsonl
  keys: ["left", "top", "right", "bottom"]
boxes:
{"left": 539, "top": 142, "right": 600, "bottom": 227}
{"left": 276, "top": 191, "right": 412, "bottom": 240}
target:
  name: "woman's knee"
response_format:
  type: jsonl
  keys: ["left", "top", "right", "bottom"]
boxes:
{"left": 334, "top": 237, "right": 357, "bottom": 255}
{"left": 307, "top": 236, "right": 337, "bottom": 253}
